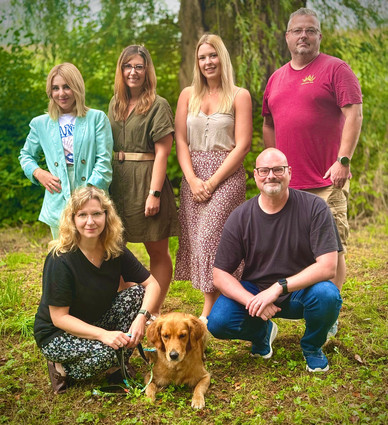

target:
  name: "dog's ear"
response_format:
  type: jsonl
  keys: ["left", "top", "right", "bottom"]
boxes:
{"left": 187, "top": 316, "right": 206, "bottom": 351}
{"left": 146, "top": 319, "right": 165, "bottom": 351}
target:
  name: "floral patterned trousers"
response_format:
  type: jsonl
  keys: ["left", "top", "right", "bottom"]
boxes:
{"left": 41, "top": 285, "right": 144, "bottom": 380}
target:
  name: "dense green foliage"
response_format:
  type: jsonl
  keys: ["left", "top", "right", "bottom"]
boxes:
{"left": 0, "top": 0, "right": 386, "bottom": 225}
{"left": 0, "top": 0, "right": 180, "bottom": 225}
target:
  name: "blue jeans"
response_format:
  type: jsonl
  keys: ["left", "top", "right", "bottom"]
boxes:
{"left": 208, "top": 280, "right": 342, "bottom": 354}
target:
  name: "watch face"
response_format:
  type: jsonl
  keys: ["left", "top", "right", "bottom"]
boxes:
{"left": 340, "top": 156, "right": 350, "bottom": 165}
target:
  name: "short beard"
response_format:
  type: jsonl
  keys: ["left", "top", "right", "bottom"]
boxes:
{"left": 262, "top": 182, "right": 282, "bottom": 195}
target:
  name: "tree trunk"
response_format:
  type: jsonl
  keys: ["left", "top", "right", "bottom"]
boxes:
{"left": 178, "top": 0, "right": 205, "bottom": 89}
{"left": 178, "top": 0, "right": 306, "bottom": 93}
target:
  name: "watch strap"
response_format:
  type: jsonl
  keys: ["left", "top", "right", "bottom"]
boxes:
{"left": 149, "top": 189, "right": 161, "bottom": 197}
{"left": 337, "top": 156, "right": 350, "bottom": 166}
{"left": 278, "top": 278, "right": 288, "bottom": 295}
{"left": 138, "top": 309, "right": 151, "bottom": 320}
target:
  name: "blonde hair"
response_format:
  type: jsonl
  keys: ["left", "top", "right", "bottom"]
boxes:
{"left": 46, "top": 62, "right": 88, "bottom": 120}
{"left": 50, "top": 187, "right": 124, "bottom": 260}
{"left": 112, "top": 45, "right": 157, "bottom": 120}
{"left": 189, "top": 34, "right": 235, "bottom": 116}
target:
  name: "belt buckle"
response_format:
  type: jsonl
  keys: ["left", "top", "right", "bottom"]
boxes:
{"left": 118, "top": 151, "right": 125, "bottom": 163}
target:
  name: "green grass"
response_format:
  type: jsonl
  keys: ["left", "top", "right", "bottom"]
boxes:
{"left": 0, "top": 221, "right": 387, "bottom": 424}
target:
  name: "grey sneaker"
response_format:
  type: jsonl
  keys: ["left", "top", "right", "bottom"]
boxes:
{"left": 251, "top": 321, "right": 278, "bottom": 359}
{"left": 327, "top": 319, "right": 338, "bottom": 339}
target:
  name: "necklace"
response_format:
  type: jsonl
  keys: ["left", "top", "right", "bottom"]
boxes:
{"left": 207, "top": 88, "right": 220, "bottom": 96}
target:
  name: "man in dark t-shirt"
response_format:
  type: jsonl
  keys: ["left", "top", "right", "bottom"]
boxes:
{"left": 207, "top": 148, "right": 342, "bottom": 372}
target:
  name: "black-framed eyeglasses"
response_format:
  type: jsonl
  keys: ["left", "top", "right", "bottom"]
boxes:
{"left": 287, "top": 27, "right": 320, "bottom": 36}
{"left": 255, "top": 166, "right": 289, "bottom": 177}
{"left": 122, "top": 64, "right": 145, "bottom": 73}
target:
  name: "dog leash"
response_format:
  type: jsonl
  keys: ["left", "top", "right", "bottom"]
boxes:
{"left": 93, "top": 341, "right": 155, "bottom": 396}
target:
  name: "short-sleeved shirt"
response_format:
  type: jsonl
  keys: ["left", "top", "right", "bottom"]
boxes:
{"left": 214, "top": 189, "right": 340, "bottom": 303}
{"left": 262, "top": 53, "right": 362, "bottom": 189}
{"left": 34, "top": 247, "right": 150, "bottom": 348}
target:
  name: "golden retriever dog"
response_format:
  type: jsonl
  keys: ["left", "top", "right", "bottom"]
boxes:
{"left": 145, "top": 312, "right": 210, "bottom": 409}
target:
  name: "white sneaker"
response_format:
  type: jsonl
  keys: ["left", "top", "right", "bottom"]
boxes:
{"left": 198, "top": 316, "right": 208, "bottom": 325}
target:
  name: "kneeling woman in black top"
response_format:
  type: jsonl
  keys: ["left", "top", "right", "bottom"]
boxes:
{"left": 34, "top": 186, "right": 161, "bottom": 394}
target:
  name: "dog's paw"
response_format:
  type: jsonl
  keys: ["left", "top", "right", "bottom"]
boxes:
{"left": 145, "top": 383, "right": 157, "bottom": 403}
{"left": 191, "top": 394, "right": 205, "bottom": 409}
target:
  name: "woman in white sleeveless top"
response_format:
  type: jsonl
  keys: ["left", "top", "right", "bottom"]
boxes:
{"left": 174, "top": 34, "right": 252, "bottom": 321}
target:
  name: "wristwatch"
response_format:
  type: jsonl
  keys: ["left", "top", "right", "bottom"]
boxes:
{"left": 337, "top": 156, "right": 350, "bottom": 166}
{"left": 149, "top": 189, "right": 161, "bottom": 197}
{"left": 278, "top": 278, "right": 288, "bottom": 295}
{"left": 138, "top": 309, "right": 151, "bottom": 320}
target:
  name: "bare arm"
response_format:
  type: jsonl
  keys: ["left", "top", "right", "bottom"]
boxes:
{"left": 145, "top": 133, "right": 173, "bottom": 217}
{"left": 323, "top": 103, "right": 363, "bottom": 188}
{"left": 49, "top": 274, "right": 161, "bottom": 350}
{"left": 49, "top": 305, "right": 131, "bottom": 350}
{"left": 262, "top": 115, "right": 276, "bottom": 148}
{"left": 126, "top": 274, "right": 161, "bottom": 347}
{"left": 175, "top": 87, "right": 211, "bottom": 202}
{"left": 246, "top": 251, "right": 338, "bottom": 319}
{"left": 213, "top": 267, "right": 255, "bottom": 306}
{"left": 204, "top": 88, "right": 252, "bottom": 193}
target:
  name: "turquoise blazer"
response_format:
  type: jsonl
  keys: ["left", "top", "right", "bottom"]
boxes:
{"left": 19, "top": 109, "right": 113, "bottom": 228}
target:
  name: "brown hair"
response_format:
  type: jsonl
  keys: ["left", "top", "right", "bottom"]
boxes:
{"left": 112, "top": 45, "right": 157, "bottom": 120}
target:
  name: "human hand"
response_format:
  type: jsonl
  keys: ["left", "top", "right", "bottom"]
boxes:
{"left": 323, "top": 162, "right": 350, "bottom": 189}
{"left": 145, "top": 194, "right": 161, "bottom": 217}
{"left": 99, "top": 330, "right": 131, "bottom": 350}
{"left": 245, "top": 285, "right": 281, "bottom": 318}
{"left": 126, "top": 314, "right": 147, "bottom": 348}
{"left": 189, "top": 177, "right": 211, "bottom": 203}
{"left": 33, "top": 168, "right": 62, "bottom": 193}
{"left": 203, "top": 178, "right": 217, "bottom": 195}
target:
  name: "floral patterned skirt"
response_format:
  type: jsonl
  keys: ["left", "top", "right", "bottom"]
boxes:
{"left": 174, "top": 151, "right": 245, "bottom": 292}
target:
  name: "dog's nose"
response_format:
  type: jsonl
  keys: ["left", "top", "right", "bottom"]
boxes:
{"left": 169, "top": 350, "right": 179, "bottom": 361}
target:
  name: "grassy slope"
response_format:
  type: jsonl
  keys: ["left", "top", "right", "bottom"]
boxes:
{"left": 0, "top": 220, "right": 387, "bottom": 425}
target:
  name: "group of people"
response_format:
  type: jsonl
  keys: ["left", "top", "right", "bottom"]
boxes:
{"left": 19, "top": 7, "right": 362, "bottom": 394}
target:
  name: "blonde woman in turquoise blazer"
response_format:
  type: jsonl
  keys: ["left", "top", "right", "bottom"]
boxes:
{"left": 19, "top": 63, "right": 113, "bottom": 237}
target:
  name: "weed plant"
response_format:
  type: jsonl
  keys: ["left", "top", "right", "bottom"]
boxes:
{"left": 0, "top": 220, "right": 387, "bottom": 424}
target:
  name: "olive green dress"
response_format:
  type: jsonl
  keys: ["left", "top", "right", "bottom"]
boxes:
{"left": 108, "top": 95, "right": 179, "bottom": 243}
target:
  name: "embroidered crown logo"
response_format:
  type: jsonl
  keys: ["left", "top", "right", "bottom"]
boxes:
{"left": 301, "top": 75, "right": 316, "bottom": 85}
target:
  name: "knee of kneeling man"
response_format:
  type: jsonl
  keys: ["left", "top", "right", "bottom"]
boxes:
{"left": 207, "top": 310, "right": 225, "bottom": 337}
{"left": 313, "top": 281, "right": 342, "bottom": 304}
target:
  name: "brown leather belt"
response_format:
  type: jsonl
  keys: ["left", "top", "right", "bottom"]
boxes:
{"left": 113, "top": 151, "right": 155, "bottom": 162}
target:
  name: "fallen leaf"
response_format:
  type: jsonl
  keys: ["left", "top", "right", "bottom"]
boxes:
{"left": 354, "top": 354, "right": 364, "bottom": 364}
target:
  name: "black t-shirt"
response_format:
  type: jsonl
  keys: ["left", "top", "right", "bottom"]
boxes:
{"left": 34, "top": 247, "right": 150, "bottom": 348}
{"left": 214, "top": 189, "right": 341, "bottom": 303}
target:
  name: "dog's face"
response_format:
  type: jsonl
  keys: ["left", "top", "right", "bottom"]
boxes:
{"left": 146, "top": 313, "right": 205, "bottom": 363}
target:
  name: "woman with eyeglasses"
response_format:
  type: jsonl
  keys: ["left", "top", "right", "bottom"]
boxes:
{"left": 108, "top": 45, "right": 179, "bottom": 315}
{"left": 174, "top": 34, "right": 252, "bottom": 322}
{"left": 34, "top": 186, "right": 161, "bottom": 394}
{"left": 19, "top": 62, "right": 113, "bottom": 239}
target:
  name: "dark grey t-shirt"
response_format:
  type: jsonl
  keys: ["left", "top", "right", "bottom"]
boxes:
{"left": 34, "top": 247, "right": 150, "bottom": 348}
{"left": 214, "top": 189, "right": 341, "bottom": 303}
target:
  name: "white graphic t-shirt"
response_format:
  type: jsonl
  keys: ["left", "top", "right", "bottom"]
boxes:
{"left": 59, "top": 114, "right": 76, "bottom": 164}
